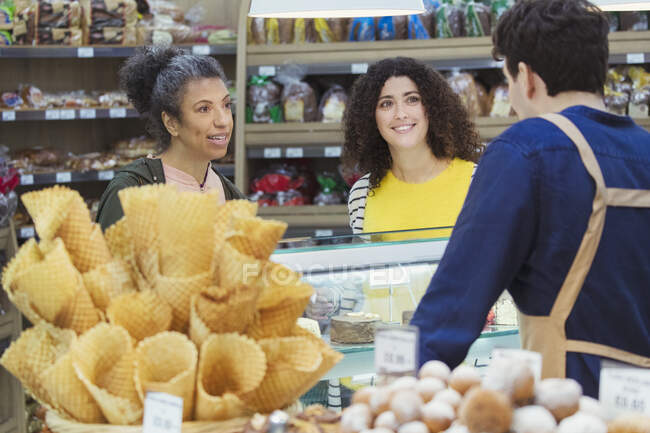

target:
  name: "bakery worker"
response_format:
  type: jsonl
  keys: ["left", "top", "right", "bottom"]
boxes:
{"left": 411, "top": 0, "right": 650, "bottom": 397}
{"left": 96, "top": 46, "right": 245, "bottom": 230}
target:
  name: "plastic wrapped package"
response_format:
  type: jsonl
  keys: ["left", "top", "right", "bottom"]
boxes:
{"left": 37, "top": 0, "right": 81, "bottom": 28}
{"left": 436, "top": 0, "right": 466, "bottom": 38}
{"left": 407, "top": 0, "right": 437, "bottom": 40}
{"left": 12, "top": 0, "right": 36, "bottom": 45}
{"left": 1, "top": 92, "right": 23, "bottom": 108}
{"left": 315, "top": 17, "right": 348, "bottom": 42}
{"left": 293, "top": 17, "right": 317, "bottom": 43}
{"left": 262, "top": 18, "right": 293, "bottom": 44}
{"left": 604, "top": 87, "right": 629, "bottom": 116}
{"left": 0, "top": 147, "right": 19, "bottom": 228}
{"left": 475, "top": 81, "right": 489, "bottom": 117}
{"left": 19, "top": 84, "right": 45, "bottom": 108}
{"left": 348, "top": 17, "right": 374, "bottom": 41}
{"left": 0, "top": 0, "right": 13, "bottom": 29}
{"left": 113, "top": 135, "right": 157, "bottom": 158}
{"left": 319, "top": 85, "right": 347, "bottom": 123}
{"left": 88, "top": 25, "right": 135, "bottom": 44}
{"left": 376, "top": 16, "right": 407, "bottom": 40}
{"left": 80, "top": 0, "right": 137, "bottom": 45}
{"left": 148, "top": 0, "right": 185, "bottom": 22}
{"left": 491, "top": 0, "right": 513, "bottom": 31}
{"left": 313, "top": 172, "right": 346, "bottom": 206}
{"left": 466, "top": 0, "right": 491, "bottom": 37}
{"left": 37, "top": 26, "right": 82, "bottom": 44}
{"left": 136, "top": 14, "right": 192, "bottom": 44}
{"left": 447, "top": 72, "right": 481, "bottom": 118}
{"left": 246, "top": 75, "right": 282, "bottom": 124}
{"left": 0, "top": 29, "right": 10, "bottom": 43}
{"left": 275, "top": 66, "right": 318, "bottom": 123}
{"left": 619, "top": 11, "right": 648, "bottom": 31}
{"left": 248, "top": 17, "right": 265, "bottom": 44}
{"left": 629, "top": 87, "right": 650, "bottom": 118}
{"left": 606, "top": 12, "right": 619, "bottom": 32}
{"left": 489, "top": 84, "right": 512, "bottom": 117}
{"left": 607, "top": 67, "right": 634, "bottom": 95}
{"left": 408, "top": 14, "right": 431, "bottom": 39}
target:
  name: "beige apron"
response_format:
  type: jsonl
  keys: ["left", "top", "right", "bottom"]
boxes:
{"left": 519, "top": 113, "right": 650, "bottom": 379}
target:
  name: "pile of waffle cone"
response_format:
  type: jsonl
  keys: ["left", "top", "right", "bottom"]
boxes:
{"left": 1, "top": 185, "right": 342, "bottom": 426}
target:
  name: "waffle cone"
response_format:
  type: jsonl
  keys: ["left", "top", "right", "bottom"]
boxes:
{"left": 247, "top": 282, "right": 313, "bottom": 340}
{"left": 70, "top": 323, "right": 142, "bottom": 425}
{"left": 107, "top": 291, "right": 172, "bottom": 341}
{"left": 133, "top": 250, "right": 159, "bottom": 291}
{"left": 227, "top": 217, "right": 287, "bottom": 260}
{"left": 118, "top": 185, "right": 163, "bottom": 256}
{"left": 217, "top": 243, "right": 263, "bottom": 292}
{"left": 83, "top": 259, "right": 136, "bottom": 312}
{"left": 12, "top": 238, "right": 79, "bottom": 324}
{"left": 158, "top": 188, "right": 219, "bottom": 277}
{"left": 290, "top": 325, "right": 343, "bottom": 397}
{"left": 104, "top": 218, "right": 132, "bottom": 260}
{"left": 256, "top": 262, "right": 304, "bottom": 310}
{"left": 55, "top": 284, "right": 102, "bottom": 335}
{"left": 196, "top": 333, "right": 266, "bottom": 420}
{"left": 70, "top": 223, "right": 112, "bottom": 273}
{"left": 0, "top": 323, "right": 75, "bottom": 409}
{"left": 41, "top": 353, "right": 105, "bottom": 423}
{"left": 189, "top": 285, "right": 260, "bottom": 346}
{"left": 21, "top": 186, "right": 75, "bottom": 241}
{"left": 134, "top": 332, "right": 198, "bottom": 420}
{"left": 240, "top": 336, "right": 322, "bottom": 413}
{"left": 154, "top": 270, "right": 212, "bottom": 332}
{"left": 1, "top": 238, "right": 41, "bottom": 294}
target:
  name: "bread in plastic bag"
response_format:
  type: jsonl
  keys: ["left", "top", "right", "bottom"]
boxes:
{"left": 275, "top": 65, "right": 318, "bottom": 123}
{"left": 246, "top": 76, "right": 282, "bottom": 124}
{"left": 447, "top": 72, "right": 480, "bottom": 118}
{"left": 348, "top": 17, "right": 375, "bottom": 41}
{"left": 319, "top": 85, "right": 347, "bottom": 123}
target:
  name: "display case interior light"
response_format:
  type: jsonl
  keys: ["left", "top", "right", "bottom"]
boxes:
{"left": 592, "top": 0, "right": 650, "bottom": 10}
{"left": 248, "top": 0, "right": 425, "bottom": 18}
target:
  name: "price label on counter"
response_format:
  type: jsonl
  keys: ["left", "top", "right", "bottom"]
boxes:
{"left": 263, "top": 147, "right": 281, "bottom": 159}
{"left": 2, "top": 111, "right": 16, "bottom": 121}
{"left": 20, "top": 175, "right": 34, "bottom": 185}
{"left": 258, "top": 65, "right": 276, "bottom": 76}
{"left": 60, "top": 109, "right": 76, "bottom": 120}
{"left": 77, "top": 47, "right": 94, "bottom": 58}
{"left": 20, "top": 227, "right": 35, "bottom": 239}
{"left": 315, "top": 229, "right": 333, "bottom": 237}
{"left": 192, "top": 45, "right": 210, "bottom": 56}
{"left": 109, "top": 108, "right": 127, "bottom": 118}
{"left": 324, "top": 146, "right": 342, "bottom": 158}
{"left": 285, "top": 147, "right": 303, "bottom": 158}
{"left": 626, "top": 53, "right": 645, "bottom": 64}
{"left": 79, "top": 108, "right": 96, "bottom": 119}
{"left": 142, "top": 392, "right": 183, "bottom": 433}
{"left": 56, "top": 172, "right": 72, "bottom": 183}
{"left": 45, "top": 109, "right": 61, "bottom": 120}
{"left": 98, "top": 170, "right": 114, "bottom": 181}
{"left": 375, "top": 325, "right": 418, "bottom": 376}
{"left": 491, "top": 348, "right": 543, "bottom": 382}
{"left": 600, "top": 360, "right": 650, "bottom": 417}
{"left": 351, "top": 63, "right": 369, "bottom": 74}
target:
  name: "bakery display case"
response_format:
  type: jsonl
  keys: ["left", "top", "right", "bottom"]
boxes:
{"left": 271, "top": 227, "right": 521, "bottom": 386}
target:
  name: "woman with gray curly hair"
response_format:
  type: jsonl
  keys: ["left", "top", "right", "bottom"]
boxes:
{"left": 97, "top": 46, "right": 244, "bottom": 230}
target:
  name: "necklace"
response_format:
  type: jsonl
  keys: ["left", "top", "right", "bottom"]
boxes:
{"left": 199, "top": 163, "right": 210, "bottom": 191}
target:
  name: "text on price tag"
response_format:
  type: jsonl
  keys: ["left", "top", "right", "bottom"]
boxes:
{"left": 315, "top": 229, "right": 333, "bottom": 237}
{"left": 600, "top": 360, "right": 650, "bottom": 417}
{"left": 374, "top": 325, "right": 419, "bottom": 375}
{"left": 20, "top": 227, "right": 35, "bottom": 238}
{"left": 258, "top": 65, "right": 276, "bottom": 76}
{"left": 45, "top": 110, "right": 61, "bottom": 120}
{"left": 98, "top": 170, "right": 114, "bottom": 181}
{"left": 20, "top": 174, "right": 34, "bottom": 185}
{"left": 109, "top": 107, "right": 127, "bottom": 118}
{"left": 192, "top": 45, "right": 211, "bottom": 55}
{"left": 77, "top": 47, "right": 94, "bottom": 58}
{"left": 324, "top": 146, "right": 342, "bottom": 158}
{"left": 79, "top": 108, "right": 96, "bottom": 119}
{"left": 2, "top": 111, "right": 16, "bottom": 121}
{"left": 142, "top": 392, "right": 183, "bottom": 433}
{"left": 285, "top": 147, "right": 303, "bottom": 158}
{"left": 56, "top": 172, "right": 72, "bottom": 183}
{"left": 263, "top": 147, "right": 281, "bottom": 159}
{"left": 60, "top": 109, "right": 76, "bottom": 120}
{"left": 351, "top": 63, "right": 369, "bottom": 74}
{"left": 627, "top": 53, "right": 645, "bottom": 64}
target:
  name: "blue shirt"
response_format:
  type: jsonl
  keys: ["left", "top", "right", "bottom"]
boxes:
{"left": 411, "top": 106, "right": 650, "bottom": 397}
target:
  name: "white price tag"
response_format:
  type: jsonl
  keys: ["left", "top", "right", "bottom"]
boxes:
{"left": 98, "top": 170, "right": 114, "bottom": 181}
{"left": 77, "top": 47, "right": 94, "bottom": 58}
{"left": 285, "top": 147, "right": 303, "bottom": 158}
{"left": 324, "top": 146, "right": 342, "bottom": 158}
{"left": 142, "top": 392, "right": 183, "bottom": 433}
{"left": 79, "top": 108, "right": 96, "bottom": 119}
{"left": 2, "top": 111, "right": 16, "bottom": 121}
{"left": 315, "top": 229, "right": 333, "bottom": 237}
{"left": 258, "top": 65, "right": 276, "bottom": 76}
{"left": 60, "top": 109, "right": 75, "bottom": 120}
{"left": 491, "top": 348, "right": 543, "bottom": 382}
{"left": 20, "top": 227, "right": 35, "bottom": 238}
{"left": 600, "top": 361, "right": 650, "bottom": 417}
{"left": 627, "top": 53, "right": 645, "bottom": 64}
{"left": 109, "top": 108, "right": 127, "bottom": 118}
{"left": 20, "top": 174, "right": 34, "bottom": 185}
{"left": 351, "top": 63, "right": 369, "bottom": 74}
{"left": 56, "top": 172, "right": 72, "bottom": 183}
{"left": 45, "top": 109, "right": 61, "bottom": 120}
{"left": 192, "top": 45, "right": 211, "bottom": 55}
{"left": 263, "top": 147, "right": 281, "bottom": 159}
{"left": 375, "top": 326, "right": 418, "bottom": 375}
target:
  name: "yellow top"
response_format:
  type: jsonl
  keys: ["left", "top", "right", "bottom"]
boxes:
{"left": 363, "top": 158, "right": 474, "bottom": 239}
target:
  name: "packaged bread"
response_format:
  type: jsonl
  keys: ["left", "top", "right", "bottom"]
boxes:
{"left": 246, "top": 76, "right": 282, "bottom": 124}
{"left": 604, "top": 87, "right": 629, "bottom": 116}
{"left": 0, "top": 29, "right": 10, "bottom": 44}
{"left": 447, "top": 72, "right": 481, "bottom": 118}
{"left": 619, "top": 11, "right": 648, "bottom": 31}
{"left": 436, "top": 1, "right": 466, "bottom": 38}
{"left": 37, "top": 27, "right": 82, "bottom": 45}
{"left": 37, "top": 0, "right": 81, "bottom": 28}
{"left": 376, "top": 16, "right": 407, "bottom": 40}
{"left": 276, "top": 66, "right": 318, "bottom": 123}
{"left": 475, "top": 82, "right": 490, "bottom": 117}
{"left": 628, "top": 87, "right": 649, "bottom": 118}
{"left": 19, "top": 84, "right": 45, "bottom": 108}
{"left": 489, "top": 84, "right": 513, "bottom": 117}
{"left": 88, "top": 25, "right": 135, "bottom": 45}
{"left": 293, "top": 18, "right": 317, "bottom": 43}
{"left": 248, "top": 17, "right": 265, "bottom": 44}
{"left": 319, "top": 85, "right": 347, "bottom": 123}
{"left": 12, "top": 0, "right": 36, "bottom": 45}
{"left": 317, "top": 18, "right": 348, "bottom": 42}
{"left": 265, "top": 18, "right": 296, "bottom": 45}
{"left": 348, "top": 17, "right": 375, "bottom": 41}
{"left": 466, "top": 0, "right": 491, "bottom": 36}
{"left": 0, "top": 0, "right": 12, "bottom": 30}
{"left": 407, "top": 0, "right": 436, "bottom": 39}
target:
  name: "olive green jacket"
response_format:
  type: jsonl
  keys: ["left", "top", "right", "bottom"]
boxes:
{"left": 96, "top": 158, "right": 245, "bottom": 231}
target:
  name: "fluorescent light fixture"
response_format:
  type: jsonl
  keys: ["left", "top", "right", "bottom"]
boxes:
{"left": 249, "top": 0, "right": 426, "bottom": 18}
{"left": 592, "top": 0, "right": 650, "bottom": 11}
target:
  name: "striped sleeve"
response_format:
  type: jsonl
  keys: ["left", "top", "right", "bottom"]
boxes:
{"left": 348, "top": 174, "right": 370, "bottom": 234}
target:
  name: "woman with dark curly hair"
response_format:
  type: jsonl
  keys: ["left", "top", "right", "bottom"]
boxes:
{"left": 96, "top": 46, "right": 245, "bottom": 230}
{"left": 343, "top": 57, "right": 483, "bottom": 235}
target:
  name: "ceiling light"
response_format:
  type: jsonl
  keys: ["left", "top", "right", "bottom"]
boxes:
{"left": 249, "top": 0, "right": 426, "bottom": 18}
{"left": 591, "top": 0, "right": 650, "bottom": 11}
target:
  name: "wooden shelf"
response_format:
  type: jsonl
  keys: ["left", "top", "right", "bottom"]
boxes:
{"left": 0, "top": 43, "right": 236, "bottom": 59}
